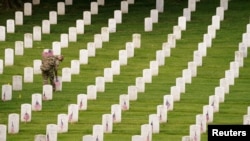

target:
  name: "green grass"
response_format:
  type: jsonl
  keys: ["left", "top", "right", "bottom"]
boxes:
{"left": 0, "top": 0, "right": 250, "bottom": 141}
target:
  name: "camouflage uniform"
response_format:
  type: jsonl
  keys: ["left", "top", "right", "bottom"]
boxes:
{"left": 41, "top": 55, "right": 61, "bottom": 91}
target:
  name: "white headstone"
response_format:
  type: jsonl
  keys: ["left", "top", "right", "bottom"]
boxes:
{"left": 150, "top": 60, "right": 159, "bottom": 76}
{"left": 68, "top": 104, "right": 79, "bottom": 123}
{"left": 173, "top": 26, "right": 182, "bottom": 40}
{"left": 97, "top": 0, "right": 104, "bottom": 6}
{"left": 156, "top": 50, "right": 165, "bottom": 66}
{"left": 50, "top": 11, "right": 58, "bottom": 24}
{"left": 243, "top": 115, "right": 250, "bottom": 125}
{"left": 24, "top": 67, "right": 34, "bottom": 83}
{"left": 21, "top": 103, "right": 32, "bottom": 122}
{"left": 135, "top": 77, "right": 145, "bottom": 93}
{"left": 156, "top": 0, "right": 164, "bottom": 13}
{"left": 42, "top": 20, "right": 50, "bottom": 34}
{"left": 189, "top": 124, "right": 200, "bottom": 141}
{"left": 32, "top": 0, "right": 40, "bottom": 5}
{"left": 188, "top": 0, "right": 196, "bottom": 12}
{"left": 144, "top": 17, "right": 153, "bottom": 32}
{"left": 219, "top": 78, "right": 229, "bottom": 94}
{"left": 46, "top": 124, "right": 58, "bottom": 141}
{"left": 60, "top": 33, "right": 68, "bottom": 48}
{"left": 212, "top": 15, "right": 220, "bottom": 30}
{"left": 203, "top": 33, "right": 212, "bottom": 48}
{"left": 170, "top": 85, "right": 181, "bottom": 102}
{"left": 24, "top": 2, "right": 32, "bottom": 16}
{"left": 141, "top": 124, "right": 152, "bottom": 141}
{"left": 225, "top": 69, "right": 235, "bottom": 86}
{"left": 87, "top": 85, "right": 97, "bottom": 100}
{"left": 162, "top": 42, "right": 171, "bottom": 57}
{"left": 176, "top": 77, "right": 185, "bottom": 93}
{"left": 128, "top": 85, "right": 137, "bottom": 101}
{"left": 15, "top": 11, "right": 23, "bottom": 25}
{"left": 242, "top": 33, "right": 250, "bottom": 48}
{"left": 111, "top": 104, "right": 122, "bottom": 123}
{"left": 183, "top": 8, "right": 191, "bottom": 22}
{"left": 111, "top": 60, "right": 120, "bottom": 75}
{"left": 12, "top": 75, "right": 22, "bottom": 91}
{"left": 114, "top": 10, "right": 122, "bottom": 24}
{"left": 34, "top": 134, "right": 46, "bottom": 141}
{"left": 127, "top": 0, "right": 134, "bottom": 4}
{"left": 121, "top": 1, "right": 128, "bottom": 13}
{"left": 24, "top": 33, "right": 33, "bottom": 48}
{"left": 203, "top": 105, "right": 213, "bottom": 123}
{"left": 42, "top": 84, "right": 53, "bottom": 100}
{"left": 93, "top": 124, "right": 103, "bottom": 141}
{"left": 0, "top": 60, "right": 3, "bottom": 74}
{"left": 101, "top": 27, "right": 109, "bottom": 42}
{"left": 195, "top": 114, "right": 206, "bottom": 133}
{"left": 220, "top": 0, "right": 228, "bottom": 11}
{"left": 119, "top": 50, "right": 128, "bottom": 66}
{"left": 157, "top": 105, "right": 167, "bottom": 123}
{"left": 0, "top": 26, "right": 6, "bottom": 41}
{"left": 52, "top": 41, "right": 61, "bottom": 55}
{"left": 83, "top": 11, "right": 91, "bottom": 25}
{"left": 71, "top": 60, "right": 80, "bottom": 75}
{"left": 238, "top": 42, "right": 248, "bottom": 58}
{"left": 65, "top": 0, "right": 73, "bottom": 5}
{"left": 33, "top": 59, "right": 42, "bottom": 74}
{"left": 193, "top": 50, "right": 202, "bottom": 66}
{"left": 126, "top": 42, "right": 134, "bottom": 58}
{"left": 102, "top": 114, "right": 113, "bottom": 133}
{"left": 57, "top": 113, "right": 68, "bottom": 133}
{"left": 182, "top": 136, "right": 191, "bottom": 141}
{"left": 216, "top": 7, "right": 224, "bottom": 21}
{"left": 54, "top": 76, "right": 62, "bottom": 91}
{"left": 87, "top": 42, "right": 96, "bottom": 57}
{"left": 149, "top": 114, "right": 159, "bottom": 133}
{"left": 95, "top": 76, "right": 105, "bottom": 92}
{"left": 209, "top": 95, "right": 219, "bottom": 113}
{"left": 168, "top": 34, "right": 176, "bottom": 48}
{"left": 8, "top": 113, "right": 19, "bottom": 134}
{"left": 132, "top": 33, "right": 141, "bottom": 48}
{"left": 33, "top": 26, "right": 42, "bottom": 41}
{"left": 6, "top": 19, "right": 15, "bottom": 33}
{"left": 163, "top": 95, "right": 174, "bottom": 111}
{"left": 82, "top": 135, "right": 94, "bottom": 141}
{"left": 234, "top": 51, "right": 244, "bottom": 67}
{"left": 32, "top": 93, "right": 42, "bottom": 111}
{"left": 132, "top": 135, "right": 143, "bottom": 141}
{"left": 57, "top": 2, "right": 65, "bottom": 15}
{"left": 248, "top": 106, "right": 250, "bottom": 115}
{"left": 119, "top": 94, "right": 129, "bottom": 111}
{"left": 69, "top": 27, "right": 77, "bottom": 42}
{"left": 94, "top": 34, "right": 102, "bottom": 48}
{"left": 77, "top": 94, "right": 87, "bottom": 110}
{"left": 108, "top": 18, "right": 116, "bottom": 33}
{"left": 182, "top": 69, "right": 192, "bottom": 84}
{"left": 198, "top": 42, "right": 207, "bottom": 57}
{"left": 79, "top": 49, "right": 88, "bottom": 64}
{"left": 207, "top": 25, "right": 216, "bottom": 39}
{"left": 143, "top": 69, "right": 152, "bottom": 83}
{"left": 76, "top": 19, "right": 84, "bottom": 34}
{"left": 104, "top": 68, "right": 113, "bottom": 82}
{"left": 178, "top": 16, "right": 186, "bottom": 31}
{"left": 91, "top": 2, "right": 98, "bottom": 15}
{"left": 1, "top": 84, "right": 12, "bottom": 101}
{"left": 150, "top": 9, "right": 158, "bottom": 23}
{"left": 188, "top": 61, "right": 197, "bottom": 77}
{"left": 0, "top": 124, "right": 7, "bottom": 141}
{"left": 62, "top": 67, "right": 72, "bottom": 82}
{"left": 4, "top": 48, "right": 14, "bottom": 66}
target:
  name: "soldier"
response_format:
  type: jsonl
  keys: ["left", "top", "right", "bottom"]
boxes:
{"left": 40, "top": 50, "right": 64, "bottom": 91}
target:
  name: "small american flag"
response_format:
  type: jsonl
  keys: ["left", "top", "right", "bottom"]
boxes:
{"left": 23, "top": 111, "right": 30, "bottom": 122}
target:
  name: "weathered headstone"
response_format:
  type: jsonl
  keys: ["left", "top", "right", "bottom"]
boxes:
{"left": 12, "top": 75, "right": 22, "bottom": 91}
{"left": 8, "top": 113, "right": 19, "bottom": 134}
{"left": 68, "top": 104, "right": 79, "bottom": 123}
{"left": 32, "top": 93, "right": 42, "bottom": 111}
{"left": 21, "top": 103, "right": 32, "bottom": 122}
{"left": 77, "top": 94, "right": 87, "bottom": 110}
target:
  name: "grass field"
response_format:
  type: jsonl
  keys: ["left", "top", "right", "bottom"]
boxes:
{"left": 0, "top": 0, "right": 250, "bottom": 141}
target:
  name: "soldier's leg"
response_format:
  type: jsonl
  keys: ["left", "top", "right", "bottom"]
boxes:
{"left": 49, "top": 71, "right": 56, "bottom": 91}
{"left": 42, "top": 71, "right": 49, "bottom": 85}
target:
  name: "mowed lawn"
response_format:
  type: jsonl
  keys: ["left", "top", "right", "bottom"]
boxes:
{"left": 0, "top": 0, "right": 250, "bottom": 141}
